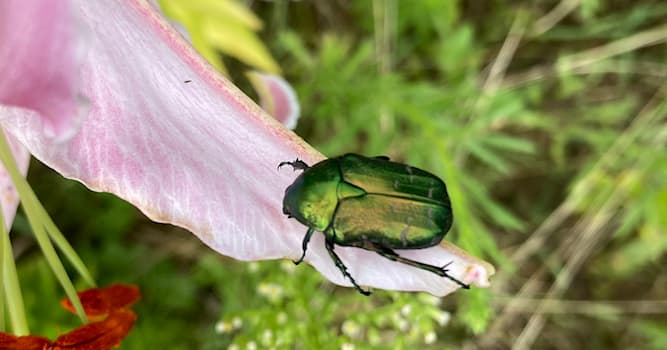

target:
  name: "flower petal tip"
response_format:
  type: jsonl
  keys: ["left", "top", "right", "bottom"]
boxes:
{"left": 465, "top": 262, "right": 495, "bottom": 288}
{"left": 247, "top": 71, "right": 301, "bottom": 129}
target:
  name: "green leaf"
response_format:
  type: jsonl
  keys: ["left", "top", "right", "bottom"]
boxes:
{"left": 466, "top": 140, "right": 511, "bottom": 174}
{"left": 483, "top": 135, "right": 535, "bottom": 154}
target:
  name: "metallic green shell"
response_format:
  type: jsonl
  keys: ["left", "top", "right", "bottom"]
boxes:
{"left": 282, "top": 159, "right": 341, "bottom": 231}
{"left": 282, "top": 153, "right": 453, "bottom": 249}
{"left": 338, "top": 154, "right": 450, "bottom": 206}
{"left": 330, "top": 194, "right": 449, "bottom": 248}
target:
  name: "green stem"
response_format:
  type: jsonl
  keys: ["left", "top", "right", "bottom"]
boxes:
{"left": 33, "top": 192, "right": 95, "bottom": 287}
{"left": 0, "top": 131, "right": 89, "bottom": 324}
{"left": 0, "top": 219, "right": 3, "bottom": 333}
{"left": 0, "top": 209, "right": 28, "bottom": 334}
{"left": 20, "top": 198, "right": 88, "bottom": 324}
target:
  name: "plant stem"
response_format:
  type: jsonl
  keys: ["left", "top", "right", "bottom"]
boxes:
{"left": 0, "top": 197, "right": 28, "bottom": 334}
{"left": 0, "top": 131, "right": 89, "bottom": 324}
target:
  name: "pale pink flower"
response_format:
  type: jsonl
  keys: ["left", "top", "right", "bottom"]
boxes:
{"left": 0, "top": 0, "right": 493, "bottom": 296}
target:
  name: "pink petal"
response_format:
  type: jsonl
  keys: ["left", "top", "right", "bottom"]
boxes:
{"left": 0, "top": 130, "right": 30, "bottom": 230}
{"left": 0, "top": 0, "right": 492, "bottom": 295}
{"left": 247, "top": 72, "right": 300, "bottom": 129}
{"left": 0, "top": 0, "right": 87, "bottom": 142}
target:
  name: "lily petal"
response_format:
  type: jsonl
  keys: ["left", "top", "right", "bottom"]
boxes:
{"left": 247, "top": 72, "right": 301, "bottom": 129}
{"left": 0, "top": 0, "right": 492, "bottom": 296}
{"left": 0, "top": 130, "right": 30, "bottom": 230}
{"left": 0, "top": 0, "right": 87, "bottom": 142}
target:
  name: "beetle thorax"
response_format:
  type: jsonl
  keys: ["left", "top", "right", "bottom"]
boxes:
{"left": 282, "top": 162, "right": 341, "bottom": 231}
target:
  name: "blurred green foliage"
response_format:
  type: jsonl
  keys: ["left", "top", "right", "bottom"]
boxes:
{"left": 158, "top": 0, "right": 280, "bottom": 74}
{"left": 12, "top": 0, "right": 667, "bottom": 349}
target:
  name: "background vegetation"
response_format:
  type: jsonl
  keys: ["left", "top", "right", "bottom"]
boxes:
{"left": 13, "top": 0, "right": 667, "bottom": 349}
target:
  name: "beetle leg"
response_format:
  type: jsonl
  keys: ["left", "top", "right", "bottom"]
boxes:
{"left": 277, "top": 158, "right": 310, "bottom": 171}
{"left": 370, "top": 245, "right": 470, "bottom": 289}
{"left": 325, "top": 239, "right": 371, "bottom": 296}
{"left": 293, "top": 227, "right": 314, "bottom": 265}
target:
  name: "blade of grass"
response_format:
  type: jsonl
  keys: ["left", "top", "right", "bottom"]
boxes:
{"left": 504, "top": 24, "right": 667, "bottom": 88}
{"left": 494, "top": 297, "right": 667, "bottom": 315}
{"left": 512, "top": 180, "right": 625, "bottom": 350}
{"left": 511, "top": 86, "right": 667, "bottom": 350}
{"left": 481, "top": 83, "right": 667, "bottom": 350}
{"left": 0, "top": 200, "right": 28, "bottom": 334}
{"left": 20, "top": 199, "right": 88, "bottom": 324}
{"left": 532, "top": 0, "right": 582, "bottom": 36}
{"left": 509, "top": 83, "right": 667, "bottom": 270}
{"left": 456, "top": 11, "right": 527, "bottom": 165}
{"left": 0, "top": 132, "right": 88, "bottom": 324}
{"left": 35, "top": 200, "right": 96, "bottom": 287}
{"left": 558, "top": 24, "right": 667, "bottom": 72}
{"left": 0, "top": 205, "right": 3, "bottom": 332}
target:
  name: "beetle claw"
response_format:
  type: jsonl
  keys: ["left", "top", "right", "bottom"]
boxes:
{"left": 439, "top": 261, "right": 470, "bottom": 289}
{"left": 292, "top": 250, "right": 306, "bottom": 265}
{"left": 277, "top": 158, "right": 310, "bottom": 172}
{"left": 440, "top": 261, "right": 453, "bottom": 272}
{"left": 325, "top": 238, "right": 372, "bottom": 296}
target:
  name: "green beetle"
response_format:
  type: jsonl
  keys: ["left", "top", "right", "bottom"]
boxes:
{"left": 279, "top": 153, "right": 469, "bottom": 295}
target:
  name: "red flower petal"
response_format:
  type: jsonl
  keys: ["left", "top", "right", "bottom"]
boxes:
{"left": 0, "top": 332, "right": 51, "bottom": 350}
{"left": 61, "top": 284, "right": 140, "bottom": 318}
{"left": 52, "top": 309, "right": 136, "bottom": 350}
{"left": 97, "top": 284, "right": 141, "bottom": 311}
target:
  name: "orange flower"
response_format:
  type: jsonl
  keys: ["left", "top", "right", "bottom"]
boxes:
{"left": 0, "top": 333, "right": 50, "bottom": 350}
{"left": 61, "top": 284, "right": 140, "bottom": 319}
{"left": 51, "top": 309, "right": 137, "bottom": 350}
{"left": 0, "top": 284, "right": 139, "bottom": 350}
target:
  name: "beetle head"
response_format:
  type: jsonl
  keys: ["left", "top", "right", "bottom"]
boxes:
{"left": 282, "top": 201, "right": 292, "bottom": 218}
{"left": 282, "top": 168, "right": 339, "bottom": 231}
{"left": 282, "top": 176, "right": 305, "bottom": 222}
